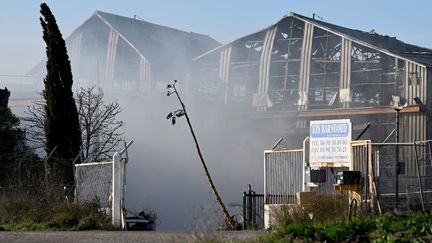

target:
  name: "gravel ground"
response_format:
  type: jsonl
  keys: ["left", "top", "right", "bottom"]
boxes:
{"left": 0, "top": 230, "right": 265, "bottom": 243}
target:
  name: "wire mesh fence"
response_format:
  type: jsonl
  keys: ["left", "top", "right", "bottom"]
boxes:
{"left": 74, "top": 161, "right": 113, "bottom": 208}
{"left": 372, "top": 141, "right": 432, "bottom": 211}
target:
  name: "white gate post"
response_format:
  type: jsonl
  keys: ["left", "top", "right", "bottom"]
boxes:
{"left": 112, "top": 152, "right": 122, "bottom": 227}
{"left": 112, "top": 140, "right": 134, "bottom": 228}
{"left": 302, "top": 136, "right": 309, "bottom": 192}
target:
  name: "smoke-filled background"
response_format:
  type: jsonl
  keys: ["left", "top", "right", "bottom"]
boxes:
{"left": 101, "top": 79, "right": 292, "bottom": 230}
{"left": 2, "top": 0, "right": 432, "bottom": 230}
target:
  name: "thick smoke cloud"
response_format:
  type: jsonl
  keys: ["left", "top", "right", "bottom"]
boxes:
{"left": 108, "top": 90, "right": 276, "bottom": 230}
{"left": 11, "top": 78, "right": 296, "bottom": 230}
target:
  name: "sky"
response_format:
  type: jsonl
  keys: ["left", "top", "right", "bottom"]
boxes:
{"left": 1, "top": 0, "right": 432, "bottom": 76}
{"left": 2, "top": 0, "right": 432, "bottom": 230}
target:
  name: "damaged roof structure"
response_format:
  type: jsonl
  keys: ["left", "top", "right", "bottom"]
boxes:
{"left": 28, "top": 10, "right": 221, "bottom": 93}
{"left": 191, "top": 12, "right": 432, "bottom": 145}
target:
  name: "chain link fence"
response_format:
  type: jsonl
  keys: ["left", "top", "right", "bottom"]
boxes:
{"left": 372, "top": 141, "right": 432, "bottom": 211}
{"left": 75, "top": 161, "right": 113, "bottom": 208}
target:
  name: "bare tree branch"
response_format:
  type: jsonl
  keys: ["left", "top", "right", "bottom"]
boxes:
{"left": 24, "top": 87, "right": 124, "bottom": 162}
{"left": 77, "top": 87, "right": 124, "bottom": 162}
{"left": 23, "top": 98, "right": 46, "bottom": 152}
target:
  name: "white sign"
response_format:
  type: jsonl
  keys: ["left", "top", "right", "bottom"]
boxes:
{"left": 309, "top": 119, "right": 352, "bottom": 166}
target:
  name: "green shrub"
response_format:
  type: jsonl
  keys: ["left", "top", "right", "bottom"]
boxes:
{"left": 406, "top": 211, "right": 432, "bottom": 236}
{"left": 317, "top": 221, "right": 352, "bottom": 242}
{"left": 286, "top": 223, "right": 315, "bottom": 238}
{"left": 259, "top": 212, "right": 432, "bottom": 242}
{"left": 347, "top": 217, "right": 375, "bottom": 236}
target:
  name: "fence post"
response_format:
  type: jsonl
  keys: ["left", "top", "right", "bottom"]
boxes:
{"left": 242, "top": 191, "right": 246, "bottom": 230}
{"left": 243, "top": 184, "right": 258, "bottom": 229}
{"left": 112, "top": 140, "right": 134, "bottom": 229}
{"left": 247, "top": 185, "right": 253, "bottom": 229}
{"left": 395, "top": 109, "right": 400, "bottom": 209}
{"left": 364, "top": 144, "right": 369, "bottom": 211}
{"left": 368, "top": 141, "right": 377, "bottom": 213}
{"left": 44, "top": 146, "right": 57, "bottom": 199}
{"left": 112, "top": 152, "right": 121, "bottom": 227}
{"left": 413, "top": 141, "right": 425, "bottom": 211}
{"left": 428, "top": 142, "right": 432, "bottom": 168}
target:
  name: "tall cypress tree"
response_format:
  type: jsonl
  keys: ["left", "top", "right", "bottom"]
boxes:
{"left": 40, "top": 3, "right": 81, "bottom": 191}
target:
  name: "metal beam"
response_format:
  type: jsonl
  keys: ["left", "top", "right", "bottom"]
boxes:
{"left": 243, "top": 104, "right": 421, "bottom": 119}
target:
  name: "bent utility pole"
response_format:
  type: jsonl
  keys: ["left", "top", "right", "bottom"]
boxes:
{"left": 166, "top": 80, "right": 233, "bottom": 229}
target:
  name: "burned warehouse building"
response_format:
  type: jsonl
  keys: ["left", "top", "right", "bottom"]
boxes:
{"left": 191, "top": 12, "right": 432, "bottom": 144}
{"left": 28, "top": 10, "right": 221, "bottom": 94}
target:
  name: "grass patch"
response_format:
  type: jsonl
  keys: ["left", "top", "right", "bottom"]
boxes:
{"left": 0, "top": 195, "right": 51, "bottom": 225}
{"left": 0, "top": 195, "right": 114, "bottom": 231}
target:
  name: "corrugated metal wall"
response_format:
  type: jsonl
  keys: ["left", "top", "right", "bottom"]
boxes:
{"left": 401, "top": 62, "right": 427, "bottom": 175}
{"left": 264, "top": 149, "right": 303, "bottom": 204}
{"left": 404, "top": 62, "right": 426, "bottom": 106}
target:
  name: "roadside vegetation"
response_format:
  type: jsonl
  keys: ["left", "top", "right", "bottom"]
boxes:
{"left": 249, "top": 195, "right": 432, "bottom": 242}
{"left": 0, "top": 195, "right": 114, "bottom": 231}
{"left": 254, "top": 211, "right": 432, "bottom": 242}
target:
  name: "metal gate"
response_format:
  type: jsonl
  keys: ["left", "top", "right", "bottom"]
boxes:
{"left": 243, "top": 187, "right": 264, "bottom": 229}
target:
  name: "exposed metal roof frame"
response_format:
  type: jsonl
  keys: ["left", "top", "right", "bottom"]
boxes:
{"left": 291, "top": 14, "right": 427, "bottom": 68}
{"left": 65, "top": 11, "right": 150, "bottom": 64}
{"left": 193, "top": 12, "right": 430, "bottom": 68}
{"left": 94, "top": 11, "right": 150, "bottom": 64}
